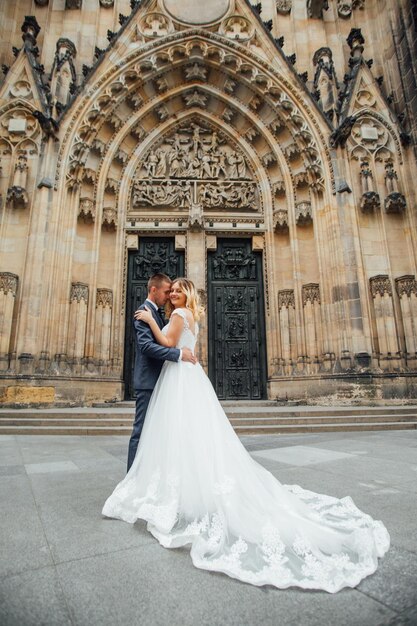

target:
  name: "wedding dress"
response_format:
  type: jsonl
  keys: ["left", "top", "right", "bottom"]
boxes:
{"left": 102, "top": 308, "right": 389, "bottom": 593}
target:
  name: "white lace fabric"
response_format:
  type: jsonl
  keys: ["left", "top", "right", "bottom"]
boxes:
{"left": 103, "top": 309, "right": 389, "bottom": 593}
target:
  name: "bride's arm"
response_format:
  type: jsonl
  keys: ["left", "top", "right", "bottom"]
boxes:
{"left": 136, "top": 307, "right": 184, "bottom": 348}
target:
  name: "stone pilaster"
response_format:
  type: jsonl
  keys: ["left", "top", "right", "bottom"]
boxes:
{"left": 278, "top": 289, "right": 296, "bottom": 373}
{"left": 370, "top": 275, "right": 400, "bottom": 370}
{"left": 94, "top": 289, "right": 113, "bottom": 367}
{"left": 0, "top": 273, "right": 18, "bottom": 371}
{"left": 302, "top": 284, "right": 322, "bottom": 372}
{"left": 67, "top": 283, "right": 89, "bottom": 361}
{"left": 396, "top": 276, "right": 417, "bottom": 369}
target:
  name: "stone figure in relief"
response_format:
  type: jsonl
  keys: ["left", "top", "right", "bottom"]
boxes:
{"left": 132, "top": 121, "right": 258, "bottom": 211}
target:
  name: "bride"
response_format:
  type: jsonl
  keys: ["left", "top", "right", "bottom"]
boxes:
{"left": 102, "top": 278, "right": 389, "bottom": 593}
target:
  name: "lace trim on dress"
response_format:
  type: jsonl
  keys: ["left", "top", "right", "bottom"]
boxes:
{"left": 170, "top": 308, "right": 197, "bottom": 337}
{"left": 103, "top": 469, "right": 390, "bottom": 594}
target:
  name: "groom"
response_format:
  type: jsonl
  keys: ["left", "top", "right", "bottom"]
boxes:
{"left": 127, "top": 273, "right": 197, "bottom": 471}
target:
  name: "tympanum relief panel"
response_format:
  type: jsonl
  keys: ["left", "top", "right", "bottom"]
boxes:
{"left": 130, "top": 120, "right": 260, "bottom": 213}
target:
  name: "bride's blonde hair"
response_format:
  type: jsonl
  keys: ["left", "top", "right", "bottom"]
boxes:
{"left": 166, "top": 277, "right": 205, "bottom": 321}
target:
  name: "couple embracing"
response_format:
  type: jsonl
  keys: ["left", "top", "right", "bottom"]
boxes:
{"left": 102, "top": 274, "right": 389, "bottom": 593}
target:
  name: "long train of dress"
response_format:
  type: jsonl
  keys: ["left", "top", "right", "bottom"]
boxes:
{"left": 102, "top": 309, "right": 389, "bottom": 593}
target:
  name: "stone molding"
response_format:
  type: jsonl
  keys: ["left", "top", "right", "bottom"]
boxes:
{"left": 370, "top": 275, "right": 392, "bottom": 298}
{"left": 0, "top": 272, "right": 18, "bottom": 296}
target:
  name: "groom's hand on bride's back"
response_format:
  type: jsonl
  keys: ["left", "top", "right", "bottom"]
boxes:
{"left": 181, "top": 347, "right": 197, "bottom": 365}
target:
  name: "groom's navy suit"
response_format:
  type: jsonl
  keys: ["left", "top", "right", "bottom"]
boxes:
{"left": 127, "top": 299, "right": 180, "bottom": 471}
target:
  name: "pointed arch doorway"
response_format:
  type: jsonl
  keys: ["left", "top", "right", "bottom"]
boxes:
{"left": 123, "top": 237, "right": 185, "bottom": 399}
{"left": 208, "top": 238, "right": 267, "bottom": 400}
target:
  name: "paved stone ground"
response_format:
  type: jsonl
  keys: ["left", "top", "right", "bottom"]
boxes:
{"left": 1, "top": 430, "right": 417, "bottom": 626}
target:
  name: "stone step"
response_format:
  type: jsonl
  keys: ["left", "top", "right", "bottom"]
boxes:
{"left": 1, "top": 414, "right": 417, "bottom": 427}
{"left": 2, "top": 404, "right": 417, "bottom": 435}
{"left": 1, "top": 421, "right": 416, "bottom": 436}
{"left": 2, "top": 406, "right": 417, "bottom": 419}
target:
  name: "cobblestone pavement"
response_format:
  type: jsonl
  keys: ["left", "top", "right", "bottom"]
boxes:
{"left": 1, "top": 430, "right": 416, "bottom": 626}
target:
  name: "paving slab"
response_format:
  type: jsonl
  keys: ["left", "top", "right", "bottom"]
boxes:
{"left": 55, "top": 542, "right": 396, "bottom": 626}
{"left": 0, "top": 566, "right": 72, "bottom": 626}
{"left": 0, "top": 431, "right": 416, "bottom": 625}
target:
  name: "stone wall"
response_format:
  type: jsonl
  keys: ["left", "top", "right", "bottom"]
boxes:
{"left": 0, "top": 0, "right": 416, "bottom": 405}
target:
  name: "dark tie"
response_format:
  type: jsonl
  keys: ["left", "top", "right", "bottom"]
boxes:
{"left": 157, "top": 308, "right": 165, "bottom": 327}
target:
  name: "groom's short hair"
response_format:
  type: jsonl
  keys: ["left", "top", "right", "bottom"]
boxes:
{"left": 147, "top": 273, "right": 172, "bottom": 291}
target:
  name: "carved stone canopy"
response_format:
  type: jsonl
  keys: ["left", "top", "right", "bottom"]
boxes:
{"left": 337, "top": 1, "right": 353, "bottom": 18}
{"left": 370, "top": 275, "right": 392, "bottom": 298}
{"left": 70, "top": 282, "right": 89, "bottom": 303}
{"left": 307, "top": 0, "right": 329, "bottom": 19}
{"left": 302, "top": 283, "right": 320, "bottom": 305}
{"left": 0, "top": 272, "right": 18, "bottom": 296}
{"left": 360, "top": 191, "right": 380, "bottom": 213}
{"left": 276, "top": 0, "right": 292, "bottom": 14}
{"left": 385, "top": 192, "right": 406, "bottom": 214}
{"left": 278, "top": 289, "right": 295, "bottom": 309}
{"left": 96, "top": 288, "right": 113, "bottom": 308}
{"left": 395, "top": 275, "right": 417, "bottom": 298}
{"left": 295, "top": 202, "right": 313, "bottom": 225}
{"left": 273, "top": 209, "right": 289, "bottom": 232}
{"left": 131, "top": 119, "right": 258, "bottom": 212}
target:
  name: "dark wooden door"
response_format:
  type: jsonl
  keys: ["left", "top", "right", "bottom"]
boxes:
{"left": 124, "top": 237, "right": 185, "bottom": 399}
{"left": 208, "top": 239, "right": 267, "bottom": 400}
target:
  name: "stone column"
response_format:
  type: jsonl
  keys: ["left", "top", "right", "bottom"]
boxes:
{"left": 395, "top": 275, "right": 417, "bottom": 369}
{"left": 67, "top": 283, "right": 89, "bottom": 363}
{"left": 0, "top": 272, "right": 18, "bottom": 372}
{"left": 302, "top": 284, "right": 322, "bottom": 372}
{"left": 370, "top": 275, "right": 400, "bottom": 370}
{"left": 187, "top": 229, "right": 207, "bottom": 367}
{"left": 94, "top": 288, "right": 113, "bottom": 366}
{"left": 278, "top": 289, "right": 295, "bottom": 374}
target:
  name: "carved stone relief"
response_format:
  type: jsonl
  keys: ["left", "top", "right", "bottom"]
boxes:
{"left": 359, "top": 159, "right": 380, "bottom": 213}
{"left": 220, "top": 16, "right": 254, "bottom": 42}
{"left": 139, "top": 13, "right": 173, "bottom": 38}
{"left": 295, "top": 201, "right": 313, "bottom": 225}
{"left": 276, "top": 0, "right": 292, "bottom": 14}
{"left": 307, "top": 0, "right": 329, "bottom": 19}
{"left": 131, "top": 121, "right": 258, "bottom": 212}
{"left": 351, "top": 117, "right": 388, "bottom": 154}
{"left": 102, "top": 208, "right": 118, "bottom": 229}
{"left": 78, "top": 197, "right": 95, "bottom": 222}
{"left": 7, "top": 154, "right": 29, "bottom": 209}
{"left": 274, "top": 209, "right": 289, "bottom": 232}
{"left": 384, "top": 161, "right": 406, "bottom": 214}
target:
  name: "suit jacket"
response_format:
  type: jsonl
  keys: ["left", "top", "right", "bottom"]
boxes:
{"left": 133, "top": 300, "right": 180, "bottom": 391}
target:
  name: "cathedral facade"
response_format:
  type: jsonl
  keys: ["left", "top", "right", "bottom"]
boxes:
{"left": 0, "top": 0, "right": 417, "bottom": 405}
